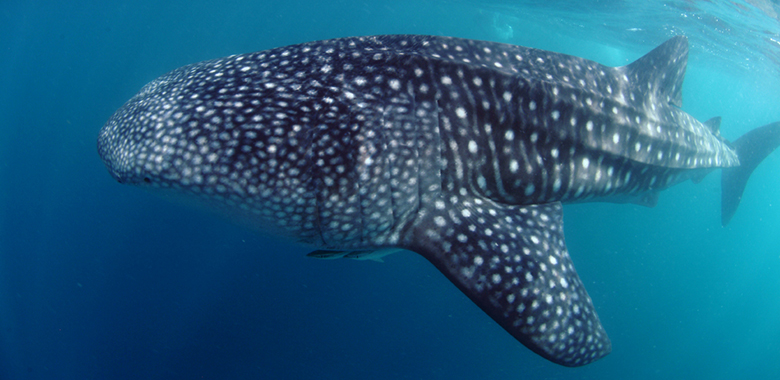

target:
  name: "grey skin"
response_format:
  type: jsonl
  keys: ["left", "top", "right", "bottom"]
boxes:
{"left": 98, "top": 35, "right": 780, "bottom": 366}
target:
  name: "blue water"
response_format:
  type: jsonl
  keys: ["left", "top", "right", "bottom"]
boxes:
{"left": 2, "top": 1, "right": 779, "bottom": 379}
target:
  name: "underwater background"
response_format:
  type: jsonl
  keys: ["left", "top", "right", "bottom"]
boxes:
{"left": 1, "top": 0, "right": 779, "bottom": 379}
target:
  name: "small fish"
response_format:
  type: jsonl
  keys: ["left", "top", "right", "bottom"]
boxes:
{"left": 98, "top": 35, "right": 780, "bottom": 366}
{"left": 307, "top": 248, "right": 403, "bottom": 262}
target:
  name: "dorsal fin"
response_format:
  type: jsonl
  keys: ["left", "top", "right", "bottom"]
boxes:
{"left": 623, "top": 36, "right": 689, "bottom": 107}
{"left": 703, "top": 117, "right": 722, "bottom": 136}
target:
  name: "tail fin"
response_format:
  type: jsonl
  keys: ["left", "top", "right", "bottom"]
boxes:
{"left": 721, "top": 122, "right": 780, "bottom": 225}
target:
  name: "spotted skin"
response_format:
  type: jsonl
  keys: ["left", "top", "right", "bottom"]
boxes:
{"left": 98, "top": 35, "right": 779, "bottom": 367}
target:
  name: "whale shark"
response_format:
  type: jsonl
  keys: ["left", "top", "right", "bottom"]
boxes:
{"left": 97, "top": 35, "right": 780, "bottom": 367}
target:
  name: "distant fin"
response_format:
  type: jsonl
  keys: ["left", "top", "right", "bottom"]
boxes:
{"left": 721, "top": 122, "right": 780, "bottom": 225}
{"left": 406, "top": 200, "right": 610, "bottom": 367}
{"left": 624, "top": 36, "right": 688, "bottom": 107}
{"left": 631, "top": 191, "right": 659, "bottom": 207}
{"left": 703, "top": 117, "right": 722, "bottom": 136}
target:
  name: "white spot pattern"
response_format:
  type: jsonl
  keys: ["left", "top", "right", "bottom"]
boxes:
{"left": 98, "top": 34, "right": 743, "bottom": 368}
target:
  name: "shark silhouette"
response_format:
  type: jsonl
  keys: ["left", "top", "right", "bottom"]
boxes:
{"left": 98, "top": 35, "right": 780, "bottom": 366}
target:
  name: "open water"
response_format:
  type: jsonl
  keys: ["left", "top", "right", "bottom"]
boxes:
{"left": 1, "top": 1, "right": 779, "bottom": 379}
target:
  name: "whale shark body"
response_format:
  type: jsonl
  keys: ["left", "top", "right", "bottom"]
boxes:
{"left": 98, "top": 35, "right": 780, "bottom": 366}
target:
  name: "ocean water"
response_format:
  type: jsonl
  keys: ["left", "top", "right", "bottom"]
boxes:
{"left": 1, "top": 0, "right": 779, "bottom": 379}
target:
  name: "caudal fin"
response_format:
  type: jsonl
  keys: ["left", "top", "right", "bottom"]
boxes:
{"left": 721, "top": 122, "right": 780, "bottom": 226}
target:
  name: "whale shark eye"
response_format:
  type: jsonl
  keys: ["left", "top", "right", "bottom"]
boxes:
{"left": 143, "top": 177, "right": 151, "bottom": 184}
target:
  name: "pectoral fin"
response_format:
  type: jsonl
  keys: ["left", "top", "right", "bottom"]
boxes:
{"left": 406, "top": 200, "right": 611, "bottom": 367}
